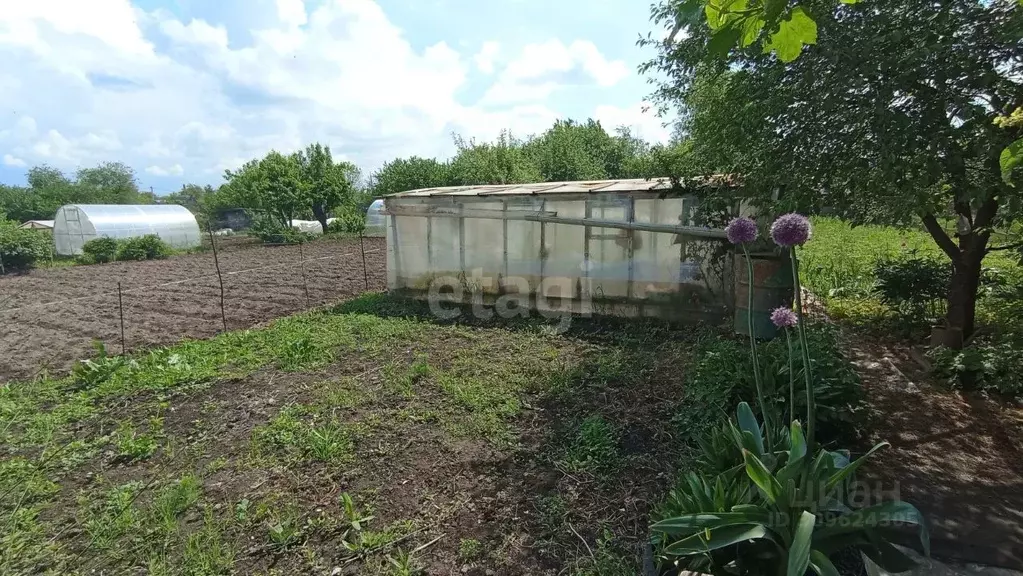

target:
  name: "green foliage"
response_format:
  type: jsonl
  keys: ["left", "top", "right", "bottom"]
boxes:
{"left": 81, "top": 237, "right": 120, "bottom": 264}
{"left": 0, "top": 218, "right": 51, "bottom": 271}
{"left": 448, "top": 131, "right": 542, "bottom": 185}
{"left": 873, "top": 252, "right": 951, "bottom": 327}
{"left": 458, "top": 538, "right": 483, "bottom": 562}
{"left": 249, "top": 216, "right": 310, "bottom": 244}
{"left": 371, "top": 156, "right": 450, "bottom": 196}
{"left": 327, "top": 211, "right": 367, "bottom": 236}
{"left": 113, "top": 418, "right": 162, "bottom": 460}
{"left": 682, "top": 325, "right": 864, "bottom": 445}
{"left": 561, "top": 415, "right": 621, "bottom": 475}
{"left": 78, "top": 481, "right": 145, "bottom": 549}
{"left": 252, "top": 405, "right": 355, "bottom": 463}
{"left": 116, "top": 234, "right": 170, "bottom": 261}
{"left": 152, "top": 474, "right": 202, "bottom": 534}
{"left": 1, "top": 162, "right": 150, "bottom": 222}
{"left": 929, "top": 339, "right": 1023, "bottom": 397}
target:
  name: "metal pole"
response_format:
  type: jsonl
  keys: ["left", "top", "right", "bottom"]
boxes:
{"left": 299, "top": 241, "right": 310, "bottom": 307}
{"left": 117, "top": 282, "right": 126, "bottom": 355}
{"left": 359, "top": 234, "right": 369, "bottom": 291}
{"left": 206, "top": 220, "right": 228, "bottom": 332}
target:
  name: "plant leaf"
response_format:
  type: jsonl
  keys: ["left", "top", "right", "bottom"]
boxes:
{"left": 824, "top": 442, "right": 888, "bottom": 493}
{"left": 814, "top": 501, "right": 929, "bottom": 557}
{"left": 764, "top": 6, "right": 818, "bottom": 62}
{"left": 1001, "top": 137, "right": 1023, "bottom": 185}
{"left": 789, "top": 420, "right": 806, "bottom": 462}
{"left": 737, "top": 402, "right": 764, "bottom": 456}
{"left": 651, "top": 510, "right": 773, "bottom": 536}
{"left": 743, "top": 449, "right": 782, "bottom": 503}
{"left": 809, "top": 549, "right": 841, "bottom": 576}
{"left": 787, "top": 511, "right": 816, "bottom": 575}
{"left": 663, "top": 524, "right": 769, "bottom": 556}
{"left": 863, "top": 530, "right": 919, "bottom": 573}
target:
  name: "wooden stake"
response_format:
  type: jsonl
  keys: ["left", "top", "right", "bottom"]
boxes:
{"left": 117, "top": 281, "right": 126, "bottom": 355}
{"left": 207, "top": 220, "right": 228, "bottom": 332}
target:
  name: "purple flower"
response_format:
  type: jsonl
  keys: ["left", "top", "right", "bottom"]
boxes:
{"left": 770, "top": 307, "right": 798, "bottom": 328}
{"left": 770, "top": 213, "right": 812, "bottom": 247}
{"left": 725, "top": 217, "right": 758, "bottom": 245}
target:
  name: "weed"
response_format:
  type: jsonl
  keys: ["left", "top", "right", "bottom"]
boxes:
{"left": 113, "top": 418, "right": 162, "bottom": 460}
{"left": 306, "top": 421, "right": 354, "bottom": 462}
{"left": 78, "top": 481, "right": 144, "bottom": 549}
{"left": 458, "top": 538, "right": 483, "bottom": 562}
{"left": 266, "top": 509, "right": 304, "bottom": 549}
{"left": 252, "top": 406, "right": 354, "bottom": 463}
{"left": 387, "top": 548, "right": 422, "bottom": 576}
{"left": 152, "top": 473, "right": 201, "bottom": 534}
{"left": 183, "top": 510, "right": 235, "bottom": 575}
{"left": 277, "top": 336, "right": 324, "bottom": 371}
{"left": 234, "top": 499, "right": 251, "bottom": 523}
{"left": 562, "top": 415, "right": 620, "bottom": 475}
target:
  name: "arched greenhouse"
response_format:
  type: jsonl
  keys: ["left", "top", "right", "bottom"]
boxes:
{"left": 53, "top": 204, "right": 201, "bottom": 256}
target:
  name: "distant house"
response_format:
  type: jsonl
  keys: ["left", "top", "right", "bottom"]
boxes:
{"left": 18, "top": 220, "right": 54, "bottom": 231}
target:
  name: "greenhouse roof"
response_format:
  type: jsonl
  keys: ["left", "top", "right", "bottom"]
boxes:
{"left": 389, "top": 176, "right": 737, "bottom": 198}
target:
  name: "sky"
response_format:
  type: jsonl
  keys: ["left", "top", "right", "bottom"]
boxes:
{"left": 0, "top": 0, "right": 673, "bottom": 194}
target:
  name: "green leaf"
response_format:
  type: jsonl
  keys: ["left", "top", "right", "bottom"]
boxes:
{"left": 736, "top": 402, "right": 764, "bottom": 456}
{"left": 809, "top": 549, "right": 841, "bottom": 576}
{"left": 707, "top": 24, "right": 742, "bottom": 58}
{"left": 839, "top": 0, "right": 860, "bottom": 3}
{"left": 743, "top": 450, "right": 782, "bottom": 503}
{"left": 764, "top": 6, "right": 818, "bottom": 63}
{"left": 651, "top": 510, "right": 772, "bottom": 536}
{"left": 663, "top": 524, "right": 769, "bottom": 556}
{"left": 787, "top": 511, "right": 816, "bottom": 576}
{"left": 814, "top": 501, "right": 930, "bottom": 558}
{"left": 824, "top": 442, "right": 888, "bottom": 493}
{"left": 740, "top": 15, "right": 766, "bottom": 48}
{"left": 1001, "top": 137, "right": 1023, "bottom": 185}
{"left": 863, "top": 530, "right": 919, "bottom": 573}
{"left": 789, "top": 420, "right": 807, "bottom": 462}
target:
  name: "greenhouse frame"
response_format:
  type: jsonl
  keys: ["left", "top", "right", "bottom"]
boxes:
{"left": 383, "top": 178, "right": 737, "bottom": 322}
{"left": 53, "top": 204, "right": 201, "bottom": 256}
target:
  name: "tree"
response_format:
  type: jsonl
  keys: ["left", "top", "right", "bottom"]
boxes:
{"left": 448, "top": 131, "right": 542, "bottom": 186}
{"left": 644, "top": 0, "right": 1023, "bottom": 341}
{"left": 165, "top": 184, "right": 217, "bottom": 225}
{"left": 370, "top": 156, "right": 450, "bottom": 196}
{"left": 76, "top": 162, "right": 144, "bottom": 204}
{"left": 295, "top": 143, "right": 358, "bottom": 233}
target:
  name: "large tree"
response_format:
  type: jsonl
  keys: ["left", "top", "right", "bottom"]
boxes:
{"left": 644, "top": 0, "right": 1023, "bottom": 342}
{"left": 370, "top": 156, "right": 450, "bottom": 196}
{"left": 295, "top": 143, "right": 359, "bottom": 233}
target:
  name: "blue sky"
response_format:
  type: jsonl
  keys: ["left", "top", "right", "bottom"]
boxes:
{"left": 0, "top": 0, "right": 672, "bottom": 194}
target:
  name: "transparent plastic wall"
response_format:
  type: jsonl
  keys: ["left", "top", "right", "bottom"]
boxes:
{"left": 365, "top": 199, "right": 386, "bottom": 237}
{"left": 53, "top": 204, "right": 201, "bottom": 256}
{"left": 385, "top": 193, "right": 733, "bottom": 321}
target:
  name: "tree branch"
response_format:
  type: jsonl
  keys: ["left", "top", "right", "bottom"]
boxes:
{"left": 921, "top": 213, "right": 962, "bottom": 263}
{"left": 988, "top": 241, "right": 1023, "bottom": 253}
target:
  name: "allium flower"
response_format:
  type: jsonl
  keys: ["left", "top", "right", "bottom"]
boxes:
{"left": 725, "top": 217, "right": 758, "bottom": 245}
{"left": 770, "top": 213, "right": 812, "bottom": 247}
{"left": 770, "top": 306, "right": 798, "bottom": 328}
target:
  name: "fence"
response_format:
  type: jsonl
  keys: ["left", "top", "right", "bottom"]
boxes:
{"left": 0, "top": 234, "right": 387, "bottom": 382}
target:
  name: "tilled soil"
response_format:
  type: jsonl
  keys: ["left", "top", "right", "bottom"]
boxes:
{"left": 0, "top": 237, "right": 386, "bottom": 381}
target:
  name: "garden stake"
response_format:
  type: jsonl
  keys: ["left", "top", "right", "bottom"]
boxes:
{"left": 207, "top": 220, "right": 228, "bottom": 332}
{"left": 359, "top": 233, "right": 369, "bottom": 290}
{"left": 117, "top": 281, "right": 126, "bottom": 355}
{"left": 299, "top": 241, "right": 310, "bottom": 307}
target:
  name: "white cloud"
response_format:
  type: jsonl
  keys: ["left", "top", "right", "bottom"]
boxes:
{"left": 594, "top": 102, "right": 672, "bottom": 143}
{"left": 3, "top": 154, "right": 26, "bottom": 167}
{"left": 481, "top": 39, "right": 630, "bottom": 105}
{"left": 474, "top": 41, "right": 500, "bottom": 74}
{"left": 145, "top": 163, "right": 184, "bottom": 176}
{"left": 0, "top": 0, "right": 654, "bottom": 184}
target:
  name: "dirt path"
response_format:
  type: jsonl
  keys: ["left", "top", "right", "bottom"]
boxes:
{"left": 850, "top": 338, "right": 1023, "bottom": 569}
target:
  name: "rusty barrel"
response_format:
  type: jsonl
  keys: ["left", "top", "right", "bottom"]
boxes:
{"left": 734, "top": 251, "right": 794, "bottom": 339}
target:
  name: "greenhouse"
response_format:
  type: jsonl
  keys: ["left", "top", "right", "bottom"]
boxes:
{"left": 53, "top": 204, "right": 201, "bottom": 256}
{"left": 383, "top": 178, "right": 737, "bottom": 322}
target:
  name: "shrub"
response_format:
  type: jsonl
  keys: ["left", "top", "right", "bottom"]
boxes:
{"left": 250, "top": 217, "right": 310, "bottom": 244}
{"left": 327, "top": 211, "right": 366, "bottom": 236}
{"left": 0, "top": 220, "right": 51, "bottom": 272}
{"left": 81, "top": 237, "right": 120, "bottom": 264}
{"left": 679, "top": 324, "right": 865, "bottom": 446}
{"left": 116, "top": 234, "right": 170, "bottom": 261}
{"left": 929, "top": 339, "right": 1023, "bottom": 397}
{"left": 873, "top": 252, "right": 950, "bottom": 326}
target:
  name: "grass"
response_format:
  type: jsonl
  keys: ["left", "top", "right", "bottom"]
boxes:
{"left": 0, "top": 293, "right": 700, "bottom": 574}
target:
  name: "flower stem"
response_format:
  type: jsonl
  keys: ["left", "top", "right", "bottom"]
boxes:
{"left": 741, "top": 244, "right": 771, "bottom": 449}
{"left": 785, "top": 328, "right": 795, "bottom": 426}
{"left": 789, "top": 247, "right": 815, "bottom": 451}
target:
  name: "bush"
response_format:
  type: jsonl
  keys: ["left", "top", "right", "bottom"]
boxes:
{"left": 326, "top": 211, "right": 366, "bottom": 236}
{"left": 873, "top": 252, "right": 950, "bottom": 326}
{"left": 81, "top": 237, "right": 120, "bottom": 264}
{"left": 0, "top": 220, "right": 51, "bottom": 272}
{"left": 929, "top": 339, "right": 1023, "bottom": 397}
{"left": 117, "top": 235, "right": 170, "bottom": 261}
{"left": 678, "top": 323, "right": 865, "bottom": 445}
{"left": 250, "top": 218, "right": 310, "bottom": 244}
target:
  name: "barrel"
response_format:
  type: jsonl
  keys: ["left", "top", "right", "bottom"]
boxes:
{"left": 734, "top": 251, "right": 795, "bottom": 339}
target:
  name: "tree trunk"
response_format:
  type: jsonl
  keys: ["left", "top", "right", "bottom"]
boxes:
{"left": 943, "top": 249, "right": 983, "bottom": 346}
{"left": 312, "top": 203, "right": 328, "bottom": 234}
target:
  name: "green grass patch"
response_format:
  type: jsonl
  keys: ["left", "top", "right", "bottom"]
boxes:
{"left": 561, "top": 415, "right": 621, "bottom": 476}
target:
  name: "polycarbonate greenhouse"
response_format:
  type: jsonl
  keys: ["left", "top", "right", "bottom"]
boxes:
{"left": 383, "top": 178, "right": 737, "bottom": 321}
{"left": 53, "top": 204, "right": 201, "bottom": 256}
